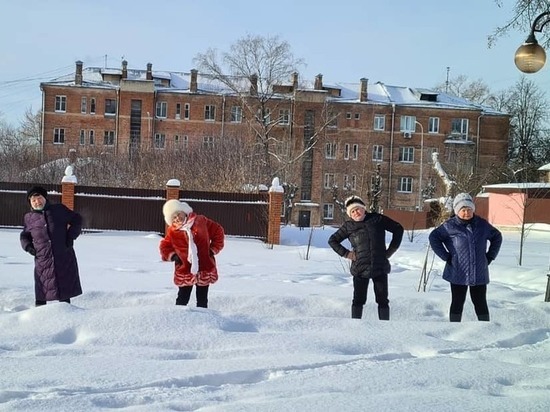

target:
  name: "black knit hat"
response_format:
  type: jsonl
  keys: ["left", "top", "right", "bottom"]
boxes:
{"left": 27, "top": 186, "right": 48, "bottom": 200}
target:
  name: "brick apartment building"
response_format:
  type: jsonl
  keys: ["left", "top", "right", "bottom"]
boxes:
{"left": 39, "top": 61, "right": 510, "bottom": 226}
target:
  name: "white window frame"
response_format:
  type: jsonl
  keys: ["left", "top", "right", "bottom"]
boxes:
{"left": 374, "top": 114, "right": 385, "bottom": 131}
{"left": 89, "top": 130, "right": 95, "bottom": 145}
{"left": 53, "top": 128, "right": 65, "bottom": 144}
{"left": 278, "top": 109, "right": 290, "bottom": 125}
{"left": 428, "top": 117, "right": 439, "bottom": 133}
{"left": 156, "top": 101, "right": 167, "bottom": 118}
{"left": 231, "top": 106, "right": 242, "bottom": 123}
{"left": 344, "top": 143, "right": 350, "bottom": 160}
{"left": 399, "top": 147, "right": 414, "bottom": 163}
{"left": 104, "top": 130, "right": 115, "bottom": 145}
{"left": 372, "top": 145, "right": 383, "bottom": 161}
{"left": 176, "top": 103, "right": 181, "bottom": 119}
{"left": 325, "top": 143, "right": 337, "bottom": 159}
{"left": 55, "top": 96, "right": 66, "bottom": 112}
{"left": 324, "top": 173, "right": 335, "bottom": 189}
{"left": 184, "top": 103, "right": 190, "bottom": 120}
{"left": 323, "top": 204, "right": 334, "bottom": 220}
{"left": 81, "top": 97, "right": 87, "bottom": 114}
{"left": 398, "top": 177, "right": 413, "bottom": 193}
{"left": 105, "top": 99, "right": 116, "bottom": 116}
{"left": 79, "top": 129, "right": 85, "bottom": 145}
{"left": 204, "top": 105, "right": 216, "bottom": 121}
{"left": 400, "top": 115, "right": 416, "bottom": 132}
{"left": 451, "top": 118, "right": 469, "bottom": 139}
{"left": 154, "top": 133, "right": 166, "bottom": 149}
{"left": 90, "top": 98, "right": 96, "bottom": 114}
{"left": 203, "top": 136, "right": 214, "bottom": 149}
{"left": 352, "top": 144, "right": 359, "bottom": 160}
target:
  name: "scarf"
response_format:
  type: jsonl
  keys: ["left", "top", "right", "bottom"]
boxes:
{"left": 181, "top": 214, "right": 199, "bottom": 274}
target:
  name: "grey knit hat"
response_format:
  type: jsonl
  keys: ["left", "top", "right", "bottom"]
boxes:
{"left": 453, "top": 193, "right": 475, "bottom": 215}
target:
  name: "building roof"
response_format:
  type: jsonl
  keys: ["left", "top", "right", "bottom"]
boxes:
{"left": 41, "top": 64, "right": 507, "bottom": 115}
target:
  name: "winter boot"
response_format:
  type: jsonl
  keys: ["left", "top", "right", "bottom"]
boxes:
{"left": 477, "top": 313, "right": 490, "bottom": 322}
{"left": 449, "top": 313, "right": 462, "bottom": 322}
{"left": 351, "top": 305, "right": 363, "bottom": 319}
{"left": 378, "top": 307, "right": 390, "bottom": 321}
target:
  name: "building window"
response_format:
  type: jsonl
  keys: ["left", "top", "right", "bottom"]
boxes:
{"left": 344, "top": 144, "right": 350, "bottom": 160}
{"left": 324, "top": 173, "right": 335, "bottom": 189}
{"left": 451, "top": 118, "right": 469, "bottom": 139}
{"left": 346, "top": 112, "right": 352, "bottom": 119}
{"left": 352, "top": 144, "right": 359, "bottom": 160}
{"left": 182, "top": 135, "right": 188, "bottom": 149}
{"left": 327, "top": 112, "right": 337, "bottom": 127}
{"left": 156, "top": 101, "right": 167, "bottom": 118}
{"left": 345, "top": 174, "right": 357, "bottom": 190}
{"left": 90, "top": 98, "right": 96, "bottom": 114}
{"left": 104, "top": 130, "right": 115, "bottom": 145}
{"left": 105, "top": 99, "right": 116, "bottom": 116}
{"left": 354, "top": 113, "right": 360, "bottom": 120}
{"left": 204, "top": 105, "right": 216, "bottom": 121}
{"left": 53, "top": 128, "right": 65, "bottom": 144}
{"left": 79, "top": 129, "right": 85, "bottom": 145}
{"left": 81, "top": 97, "right": 87, "bottom": 114}
{"left": 231, "top": 106, "right": 242, "bottom": 123}
{"left": 400, "top": 115, "right": 416, "bottom": 132}
{"left": 374, "top": 114, "right": 385, "bottom": 131}
{"left": 278, "top": 109, "right": 290, "bottom": 125}
{"left": 89, "top": 130, "right": 95, "bottom": 145}
{"left": 325, "top": 143, "right": 337, "bottom": 159}
{"left": 428, "top": 117, "right": 439, "bottom": 133}
{"left": 398, "top": 177, "right": 413, "bottom": 193}
{"left": 372, "top": 145, "right": 383, "bottom": 161}
{"left": 55, "top": 96, "right": 66, "bottom": 112}
{"left": 399, "top": 147, "right": 414, "bottom": 163}
{"left": 184, "top": 103, "right": 190, "bottom": 120}
{"left": 371, "top": 175, "right": 382, "bottom": 190}
{"left": 323, "top": 204, "right": 334, "bottom": 220}
{"left": 176, "top": 103, "right": 181, "bottom": 119}
{"left": 203, "top": 136, "right": 214, "bottom": 149}
{"left": 154, "top": 133, "right": 165, "bottom": 149}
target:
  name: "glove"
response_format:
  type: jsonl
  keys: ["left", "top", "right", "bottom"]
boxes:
{"left": 170, "top": 254, "right": 182, "bottom": 265}
{"left": 26, "top": 245, "right": 36, "bottom": 256}
{"left": 66, "top": 238, "right": 74, "bottom": 248}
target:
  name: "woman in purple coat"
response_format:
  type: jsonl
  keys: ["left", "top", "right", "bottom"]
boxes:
{"left": 20, "top": 186, "right": 83, "bottom": 306}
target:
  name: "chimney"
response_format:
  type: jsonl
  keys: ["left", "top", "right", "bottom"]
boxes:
{"left": 146, "top": 63, "right": 153, "bottom": 80}
{"left": 292, "top": 72, "right": 298, "bottom": 90}
{"left": 190, "top": 69, "right": 198, "bottom": 93}
{"left": 249, "top": 73, "right": 258, "bottom": 96}
{"left": 122, "top": 60, "right": 128, "bottom": 79}
{"left": 360, "top": 78, "right": 369, "bottom": 102}
{"left": 75, "top": 60, "right": 83, "bottom": 86}
{"left": 314, "top": 74, "right": 323, "bottom": 90}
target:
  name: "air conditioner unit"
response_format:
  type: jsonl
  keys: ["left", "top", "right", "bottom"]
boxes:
{"left": 403, "top": 132, "right": 412, "bottom": 138}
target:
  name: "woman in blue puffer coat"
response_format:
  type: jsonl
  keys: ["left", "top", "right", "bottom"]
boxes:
{"left": 20, "top": 186, "right": 83, "bottom": 306}
{"left": 429, "top": 193, "right": 502, "bottom": 322}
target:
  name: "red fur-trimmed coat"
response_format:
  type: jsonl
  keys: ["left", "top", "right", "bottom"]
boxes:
{"left": 159, "top": 214, "right": 225, "bottom": 286}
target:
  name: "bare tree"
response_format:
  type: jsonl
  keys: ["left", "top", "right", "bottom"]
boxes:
{"left": 434, "top": 74, "right": 496, "bottom": 106}
{"left": 506, "top": 76, "right": 550, "bottom": 182}
{"left": 489, "top": 1, "right": 550, "bottom": 48}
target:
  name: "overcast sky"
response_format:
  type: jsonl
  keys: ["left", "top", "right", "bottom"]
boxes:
{"left": 1, "top": 0, "right": 548, "bottom": 125}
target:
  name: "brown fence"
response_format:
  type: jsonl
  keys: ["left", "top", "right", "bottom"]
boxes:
{"left": 0, "top": 182, "right": 271, "bottom": 240}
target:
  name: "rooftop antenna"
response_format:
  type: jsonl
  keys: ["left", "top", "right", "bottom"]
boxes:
{"left": 445, "top": 66, "right": 450, "bottom": 93}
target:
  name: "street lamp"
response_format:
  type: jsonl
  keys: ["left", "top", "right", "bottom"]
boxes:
{"left": 515, "top": 11, "right": 550, "bottom": 73}
{"left": 415, "top": 120, "right": 424, "bottom": 210}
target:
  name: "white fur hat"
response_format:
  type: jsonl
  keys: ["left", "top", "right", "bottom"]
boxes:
{"left": 344, "top": 195, "right": 367, "bottom": 217}
{"left": 162, "top": 199, "right": 193, "bottom": 225}
{"left": 453, "top": 193, "right": 475, "bottom": 215}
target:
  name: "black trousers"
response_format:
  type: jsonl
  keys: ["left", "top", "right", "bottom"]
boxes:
{"left": 352, "top": 274, "right": 389, "bottom": 308}
{"left": 450, "top": 283, "right": 489, "bottom": 317}
{"left": 176, "top": 285, "right": 209, "bottom": 308}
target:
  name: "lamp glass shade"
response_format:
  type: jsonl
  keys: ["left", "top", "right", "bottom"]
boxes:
{"left": 514, "top": 43, "right": 547, "bottom": 73}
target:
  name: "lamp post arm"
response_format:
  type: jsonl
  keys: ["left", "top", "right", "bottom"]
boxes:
{"left": 532, "top": 11, "right": 550, "bottom": 34}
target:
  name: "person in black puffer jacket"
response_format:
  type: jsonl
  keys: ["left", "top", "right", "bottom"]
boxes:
{"left": 329, "top": 196, "right": 404, "bottom": 320}
{"left": 429, "top": 193, "right": 502, "bottom": 322}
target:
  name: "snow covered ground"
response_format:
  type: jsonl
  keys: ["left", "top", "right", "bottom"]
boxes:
{"left": 1, "top": 225, "right": 549, "bottom": 411}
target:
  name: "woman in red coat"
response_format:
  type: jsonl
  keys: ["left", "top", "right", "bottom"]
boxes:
{"left": 160, "top": 199, "right": 224, "bottom": 308}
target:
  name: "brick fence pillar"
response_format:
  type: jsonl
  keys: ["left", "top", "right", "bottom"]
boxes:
{"left": 267, "top": 178, "right": 284, "bottom": 245}
{"left": 61, "top": 173, "right": 77, "bottom": 210}
{"left": 165, "top": 179, "right": 181, "bottom": 235}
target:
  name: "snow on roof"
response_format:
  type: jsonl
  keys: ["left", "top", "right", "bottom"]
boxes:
{"left": 41, "top": 65, "right": 507, "bottom": 113}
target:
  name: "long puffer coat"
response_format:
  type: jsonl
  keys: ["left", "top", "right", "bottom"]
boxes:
{"left": 429, "top": 215, "right": 502, "bottom": 286}
{"left": 20, "top": 202, "right": 83, "bottom": 301}
{"left": 159, "top": 214, "right": 225, "bottom": 287}
{"left": 329, "top": 213, "right": 404, "bottom": 278}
